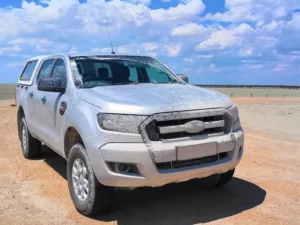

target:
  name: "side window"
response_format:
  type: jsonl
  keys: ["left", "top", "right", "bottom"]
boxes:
{"left": 129, "top": 67, "right": 138, "bottom": 82}
{"left": 94, "top": 62, "right": 112, "bottom": 78}
{"left": 52, "top": 59, "right": 67, "bottom": 80}
{"left": 20, "top": 61, "right": 38, "bottom": 81}
{"left": 146, "top": 67, "right": 170, "bottom": 83}
{"left": 37, "top": 59, "right": 55, "bottom": 81}
{"left": 93, "top": 63, "right": 104, "bottom": 77}
{"left": 103, "top": 63, "right": 113, "bottom": 78}
{"left": 124, "top": 62, "right": 138, "bottom": 82}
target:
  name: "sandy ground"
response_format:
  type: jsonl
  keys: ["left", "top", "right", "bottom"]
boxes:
{"left": 0, "top": 97, "right": 300, "bottom": 225}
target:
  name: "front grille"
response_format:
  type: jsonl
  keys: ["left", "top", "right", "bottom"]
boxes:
{"left": 156, "top": 152, "right": 229, "bottom": 170}
{"left": 145, "top": 114, "right": 228, "bottom": 141}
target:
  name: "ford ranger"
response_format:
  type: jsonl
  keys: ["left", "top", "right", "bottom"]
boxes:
{"left": 16, "top": 54, "right": 244, "bottom": 216}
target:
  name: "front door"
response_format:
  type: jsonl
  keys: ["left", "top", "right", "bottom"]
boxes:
{"left": 40, "top": 58, "right": 68, "bottom": 154}
{"left": 34, "top": 58, "right": 55, "bottom": 145}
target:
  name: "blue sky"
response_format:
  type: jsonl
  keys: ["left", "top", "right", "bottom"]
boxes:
{"left": 0, "top": 0, "right": 300, "bottom": 85}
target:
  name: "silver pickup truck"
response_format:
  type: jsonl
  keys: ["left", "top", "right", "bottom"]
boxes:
{"left": 16, "top": 54, "right": 244, "bottom": 216}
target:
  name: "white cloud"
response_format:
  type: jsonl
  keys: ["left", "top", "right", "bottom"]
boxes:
{"left": 68, "top": 47, "right": 78, "bottom": 54}
{"left": 9, "top": 53, "right": 32, "bottom": 58}
{"left": 150, "top": 0, "right": 205, "bottom": 22}
{"left": 165, "top": 44, "right": 181, "bottom": 57}
{"left": 0, "top": 0, "right": 300, "bottom": 84}
{"left": 247, "top": 64, "right": 264, "bottom": 69}
{"left": 6, "top": 62, "right": 24, "bottom": 67}
{"left": 21, "top": 0, "right": 77, "bottom": 22}
{"left": 240, "top": 49, "right": 253, "bottom": 56}
{"left": 274, "top": 67, "right": 285, "bottom": 72}
{"left": 8, "top": 38, "right": 53, "bottom": 45}
{"left": 172, "top": 23, "right": 208, "bottom": 36}
{"left": 290, "top": 51, "right": 300, "bottom": 55}
{"left": 204, "top": 6, "right": 257, "bottom": 22}
{"left": 204, "top": 0, "right": 300, "bottom": 23}
{"left": 184, "top": 58, "right": 194, "bottom": 63}
{"left": 39, "top": 0, "right": 51, "bottom": 5}
{"left": 91, "top": 48, "right": 103, "bottom": 53}
{"left": 0, "top": 45, "right": 21, "bottom": 55}
{"left": 141, "top": 42, "right": 158, "bottom": 52}
{"left": 127, "top": 0, "right": 152, "bottom": 5}
{"left": 197, "top": 54, "right": 214, "bottom": 59}
{"left": 196, "top": 23, "right": 254, "bottom": 51}
{"left": 182, "top": 67, "right": 193, "bottom": 73}
{"left": 196, "top": 68, "right": 202, "bottom": 74}
{"left": 117, "top": 46, "right": 134, "bottom": 54}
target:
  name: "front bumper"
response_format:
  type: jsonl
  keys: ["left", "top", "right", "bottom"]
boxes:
{"left": 89, "top": 129, "right": 244, "bottom": 188}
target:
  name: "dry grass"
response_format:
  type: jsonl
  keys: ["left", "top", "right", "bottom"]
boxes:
{"left": 1, "top": 83, "right": 300, "bottom": 100}
{"left": 0, "top": 84, "right": 16, "bottom": 100}
{"left": 209, "top": 87, "right": 300, "bottom": 98}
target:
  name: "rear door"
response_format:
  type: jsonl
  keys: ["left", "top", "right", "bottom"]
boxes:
{"left": 17, "top": 60, "right": 40, "bottom": 136}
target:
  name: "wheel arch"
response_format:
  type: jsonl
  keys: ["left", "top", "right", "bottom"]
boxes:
{"left": 17, "top": 106, "right": 25, "bottom": 140}
{"left": 64, "top": 127, "right": 85, "bottom": 159}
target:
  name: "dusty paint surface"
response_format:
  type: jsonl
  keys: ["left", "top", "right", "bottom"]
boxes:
{"left": 78, "top": 83, "right": 233, "bottom": 115}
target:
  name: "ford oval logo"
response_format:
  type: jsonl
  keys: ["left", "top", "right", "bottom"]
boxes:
{"left": 184, "top": 120, "right": 205, "bottom": 134}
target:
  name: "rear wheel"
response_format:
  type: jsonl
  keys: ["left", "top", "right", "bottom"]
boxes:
{"left": 67, "top": 144, "right": 113, "bottom": 216}
{"left": 198, "top": 169, "right": 235, "bottom": 188}
{"left": 19, "top": 117, "right": 41, "bottom": 159}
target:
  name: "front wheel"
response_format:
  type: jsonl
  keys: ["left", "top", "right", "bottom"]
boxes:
{"left": 67, "top": 144, "right": 113, "bottom": 216}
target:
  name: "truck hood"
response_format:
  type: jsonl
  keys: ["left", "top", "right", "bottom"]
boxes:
{"left": 77, "top": 84, "right": 233, "bottom": 115}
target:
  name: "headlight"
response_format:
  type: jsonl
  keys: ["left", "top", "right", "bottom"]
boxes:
{"left": 227, "top": 104, "right": 241, "bottom": 132}
{"left": 97, "top": 113, "right": 148, "bottom": 134}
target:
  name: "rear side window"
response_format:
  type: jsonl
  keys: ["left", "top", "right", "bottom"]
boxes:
{"left": 37, "top": 59, "right": 55, "bottom": 81}
{"left": 20, "top": 61, "right": 38, "bottom": 81}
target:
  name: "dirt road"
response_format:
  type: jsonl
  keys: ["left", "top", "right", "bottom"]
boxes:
{"left": 0, "top": 98, "right": 299, "bottom": 225}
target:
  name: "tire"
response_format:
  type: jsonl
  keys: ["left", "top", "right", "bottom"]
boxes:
{"left": 215, "top": 169, "right": 235, "bottom": 188}
{"left": 198, "top": 169, "right": 235, "bottom": 188}
{"left": 67, "top": 144, "right": 113, "bottom": 217}
{"left": 20, "top": 117, "right": 41, "bottom": 159}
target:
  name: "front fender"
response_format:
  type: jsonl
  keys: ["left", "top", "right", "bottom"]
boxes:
{"left": 60, "top": 99, "right": 102, "bottom": 158}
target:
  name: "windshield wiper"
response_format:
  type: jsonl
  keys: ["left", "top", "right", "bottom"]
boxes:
{"left": 112, "top": 82, "right": 139, "bottom": 86}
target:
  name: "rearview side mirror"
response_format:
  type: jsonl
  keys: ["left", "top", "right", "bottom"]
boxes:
{"left": 177, "top": 74, "right": 189, "bottom": 83}
{"left": 37, "top": 77, "right": 66, "bottom": 93}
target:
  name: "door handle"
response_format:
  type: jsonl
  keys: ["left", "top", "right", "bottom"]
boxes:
{"left": 41, "top": 96, "right": 47, "bottom": 104}
{"left": 59, "top": 101, "right": 67, "bottom": 115}
{"left": 29, "top": 92, "right": 34, "bottom": 98}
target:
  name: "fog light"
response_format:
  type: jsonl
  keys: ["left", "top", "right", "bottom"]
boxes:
{"left": 107, "top": 162, "right": 139, "bottom": 174}
{"left": 116, "top": 163, "right": 130, "bottom": 173}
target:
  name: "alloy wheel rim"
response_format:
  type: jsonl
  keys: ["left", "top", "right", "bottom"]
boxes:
{"left": 72, "top": 158, "right": 89, "bottom": 201}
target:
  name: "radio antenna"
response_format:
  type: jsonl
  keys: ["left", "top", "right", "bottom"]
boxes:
{"left": 104, "top": 16, "right": 115, "bottom": 55}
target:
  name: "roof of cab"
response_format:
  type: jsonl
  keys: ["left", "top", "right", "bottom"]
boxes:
{"left": 67, "top": 53, "right": 152, "bottom": 58}
{"left": 27, "top": 53, "right": 153, "bottom": 61}
{"left": 27, "top": 55, "right": 51, "bottom": 61}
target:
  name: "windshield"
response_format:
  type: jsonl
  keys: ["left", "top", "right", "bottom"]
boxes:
{"left": 69, "top": 56, "right": 183, "bottom": 88}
